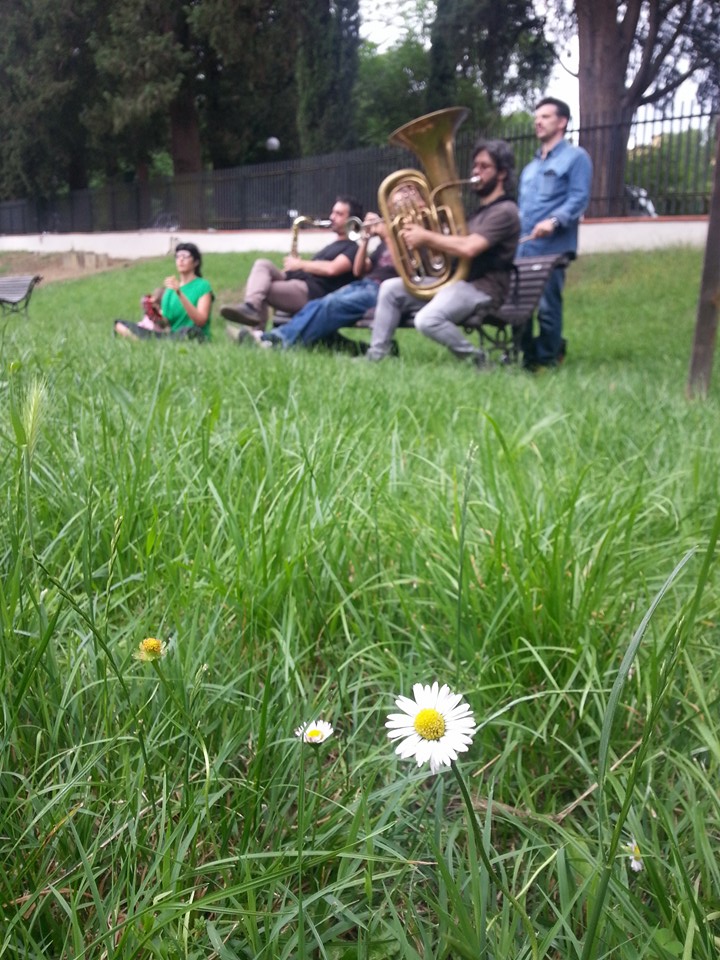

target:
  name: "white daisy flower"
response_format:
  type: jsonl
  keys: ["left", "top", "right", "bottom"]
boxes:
{"left": 295, "top": 719, "right": 333, "bottom": 744}
{"left": 625, "top": 837, "right": 644, "bottom": 873}
{"left": 386, "top": 681, "right": 476, "bottom": 774}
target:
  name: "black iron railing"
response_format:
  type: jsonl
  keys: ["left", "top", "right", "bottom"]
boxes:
{"left": 0, "top": 104, "right": 714, "bottom": 235}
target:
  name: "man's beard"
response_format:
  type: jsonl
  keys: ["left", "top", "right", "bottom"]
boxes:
{"left": 473, "top": 174, "right": 499, "bottom": 198}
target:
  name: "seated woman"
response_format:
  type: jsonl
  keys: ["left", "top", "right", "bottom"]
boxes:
{"left": 114, "top": 242, "right": 213, "bottom": 341}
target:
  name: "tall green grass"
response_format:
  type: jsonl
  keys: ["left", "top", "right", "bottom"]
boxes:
{"left": 1, "top": 246, "right": 719, "bottom": 958}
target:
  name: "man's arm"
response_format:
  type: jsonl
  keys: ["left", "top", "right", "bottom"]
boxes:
{"left": 549, "top": 149, "right": 593, "bottom": 230}
{"left": 400, "top": 223, "right": 490, "bottom": 259}
{"left": 283, "top": 253, "right": 354, "bottom": 276}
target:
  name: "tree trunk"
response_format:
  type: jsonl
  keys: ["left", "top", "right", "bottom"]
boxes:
{"left": 169, "top": 93, "right": 203, "bottom": 177}
{"left": 576, "top": 0, "right": 637, "bottom": 216}
{"left": 687, "top": 119, "right": 720, "bottom": 398}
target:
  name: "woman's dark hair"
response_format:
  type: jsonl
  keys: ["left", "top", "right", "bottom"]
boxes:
{"left": 472, "top": 138, "right": 517, "bottom": 197}
{"left": 175, "top": 242, "right": 203, "bottom": 276}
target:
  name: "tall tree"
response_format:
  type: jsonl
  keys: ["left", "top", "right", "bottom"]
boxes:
{"left": 558, "top": 0, "right": 720, "bottom": 214}
{"left": 0, "top": 0, "right": 102, "bottom": 200}
{"left": 297, "top": 0, "right": 361, "bottom": 155}
{"left": 189, "top": 0, "right": 300, "bottom": 167}
{"left": 426, "top": 0, "right": 554, "bottom": 114}
{"left": 89, "top": 0, "right": 204, "bottom": 177}
{"left": 354, "top": 39, "right": 431, "bottom": 145}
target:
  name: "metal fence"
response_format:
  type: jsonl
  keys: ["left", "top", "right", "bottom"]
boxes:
{"left": 0, "top": 104, "right": 715, "bottom": 235}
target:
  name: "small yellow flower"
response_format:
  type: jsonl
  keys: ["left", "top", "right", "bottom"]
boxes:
{"left": 295, "top": 720, "right": 333, "bottom": 744}
{"left": 133, "top": 637, "right": 168, "bottom": 662}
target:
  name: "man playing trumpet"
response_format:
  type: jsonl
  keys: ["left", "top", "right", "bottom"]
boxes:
{"left": 253, "top": 210, "right": 398, "bottom": 349}
{"left": 366, "top": 139, "right": 520, "bottom": 365}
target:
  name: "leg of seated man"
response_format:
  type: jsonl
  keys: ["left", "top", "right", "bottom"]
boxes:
{"left": 298, "top": 279, "right": 379, "bottom": 346}
{"left": 366, "top": 278, "right": 423, "bottom": 361}
{"left": 239, "top": 258, "right": 281, "bottom": 327}
{"left": 266, "top": 297, "right": 324, "bottom": 347}
{"left": 268, "top": 280, "right": 380, "bottom": 348}
{"left": 264, "top": 279, "right": 312, "bottom": 323}
{"left": 414, "top": 281, "right": 491, "bottom": 360}
{"left": 240, "top": 259, "right": 308, "bottom": 328}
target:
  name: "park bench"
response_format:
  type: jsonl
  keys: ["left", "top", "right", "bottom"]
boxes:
{"left": 270, "top": 252, "right": 570, "bottom": 362}
{"left": 464, "top": 252, "right": 571, "bottom": 364}
{"left": 0, "top": 274, "right": 43, "bottom": 318}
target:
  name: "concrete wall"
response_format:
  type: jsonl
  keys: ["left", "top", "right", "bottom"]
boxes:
{"left": 0, "top": 217, "right": 709, "bottom": 260}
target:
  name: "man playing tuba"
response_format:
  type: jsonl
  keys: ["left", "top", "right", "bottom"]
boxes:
{"left": 366, "top": 139, "right": 520, "bottom": 365}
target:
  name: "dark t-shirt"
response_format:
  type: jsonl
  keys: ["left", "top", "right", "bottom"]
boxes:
{"left": 466, "top": 198, "right": 520, "bottom": 307}
{"left": 367, "top": 241, "right": 397, "bottom": 284}
{"left": 287, "top": 238, "right": 359, "bottom": 299}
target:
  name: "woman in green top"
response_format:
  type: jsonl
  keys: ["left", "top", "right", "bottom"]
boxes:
{"left": 114, "top": 242, "right": 213, "bottom": 340}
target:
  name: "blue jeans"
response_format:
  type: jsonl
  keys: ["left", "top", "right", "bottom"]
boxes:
{"left": 273, "top": 279, "right": 380, "bottom": 347}
{"left": 520, "top": 263, "right": 566, "bottom": 365}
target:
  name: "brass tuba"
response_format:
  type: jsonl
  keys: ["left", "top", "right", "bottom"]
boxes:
{"left": 378, "top": 107, "right": 472, "bottom": 300}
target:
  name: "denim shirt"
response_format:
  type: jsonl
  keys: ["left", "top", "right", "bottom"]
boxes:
{"left": 518, "top": 139, "right": 593, "bottom": 257}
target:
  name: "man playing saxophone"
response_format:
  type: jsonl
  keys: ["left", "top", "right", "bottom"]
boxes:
{"left": 221, "top": 195, "right": 363, "bottom": 329}
{"left": 366, "top": 140, "right": 520, "bottom": 365}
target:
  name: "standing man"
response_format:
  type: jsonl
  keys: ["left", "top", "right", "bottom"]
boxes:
{"left": 518, "top": 97, "right": 592, "bottom": 369}
{"left": 366, "top": 139, "right": 520, "bottom": 365}
{"left": 221, "top": 195, "right": 363, "bottom": 329}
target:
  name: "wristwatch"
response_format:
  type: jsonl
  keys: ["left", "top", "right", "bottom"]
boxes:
{"left": 550, "top": 217, "right": 560, "bottom": 231}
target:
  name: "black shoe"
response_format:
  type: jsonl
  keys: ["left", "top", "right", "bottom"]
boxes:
{"left": 221, "top": 302, "right": 262, "bottom": 326}
{"left": 557, "top": 338, "right": 567, "bottom": 364}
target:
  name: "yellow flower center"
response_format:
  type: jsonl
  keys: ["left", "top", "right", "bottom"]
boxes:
{"left": 414, "top": 708, "right": 445, "bottom": 741}
{"left": 141, "top": 638, "right": 162, "bottom": 655}
{"left": 306, "top": 728, "right": 322, "bottom": 741}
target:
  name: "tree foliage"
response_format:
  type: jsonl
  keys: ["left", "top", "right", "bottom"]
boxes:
{"left": 627, "top": 126, "right": 717, "bottom": 215}
{"left": 427, "top": 0, "right": 554, "bottom": 114}
{"left": 0, "top": 0, "right": 557, "bottom": 201}
{"left": 189, "top": 0, "right": 300, "bottom": 166}
{"left": 354, "top": 0, "right": 553, "bottom": 147}
{"left": 354, "top": 39, "right": 431, "bottom": 145}
{"left": 0, "top": 0, "right": 102, "bottom": 198}
{"left": 296, "top": 0, "right": 361, "bottom": 155}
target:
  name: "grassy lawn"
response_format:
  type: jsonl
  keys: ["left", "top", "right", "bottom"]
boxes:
{"left": 1, "top": 246, "right": 719, "bottom": 958}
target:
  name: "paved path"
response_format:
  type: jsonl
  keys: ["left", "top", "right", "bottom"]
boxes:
{"left": 0, "top": 218, "right": 709, "bottom": 260}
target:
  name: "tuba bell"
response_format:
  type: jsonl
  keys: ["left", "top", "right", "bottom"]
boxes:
{"left": 378, "top": 107, "right": 472, "bottom": 300}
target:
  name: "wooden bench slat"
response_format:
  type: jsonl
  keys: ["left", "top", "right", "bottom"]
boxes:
{"left": 0, "top": 274, "right": 42, "bottom": 317}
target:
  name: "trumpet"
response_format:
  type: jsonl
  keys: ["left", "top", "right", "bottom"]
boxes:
{"left": 348, "top": 215, "right": 386, "bottom": 241}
